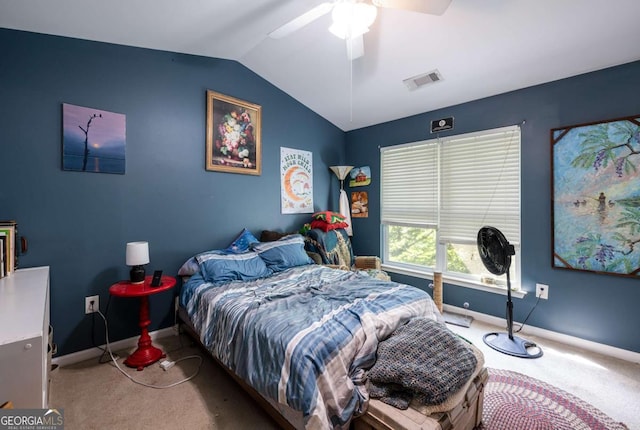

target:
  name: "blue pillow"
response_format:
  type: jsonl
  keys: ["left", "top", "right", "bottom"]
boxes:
{"left": 178, "top": 248, "right": 225, "bottom": 276}
{"left": 196, "top": 250, "right": 272, "bottom": 283}
{"left": 251, "top": 234, "right": 313, "bottom": 272}
{"left": 225, "top": 228, "right": 259, "bottom": 254}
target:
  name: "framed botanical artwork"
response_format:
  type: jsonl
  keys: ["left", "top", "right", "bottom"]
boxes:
{"left": 552, "top": 114, "right": 640, "bottom": 277}
{"left": 62, "top": 103, "right": 126, "bottom": 174}
{"left": 205, "top": 90, "right": 261, "bottom": 175}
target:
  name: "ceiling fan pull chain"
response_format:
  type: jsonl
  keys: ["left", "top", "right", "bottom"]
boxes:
{"left": 350, "top": 42, "right": 354, "bottom": 123}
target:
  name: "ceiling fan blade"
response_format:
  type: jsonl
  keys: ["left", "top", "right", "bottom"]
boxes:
{"left": 268, "top": 2, "right": 334, "bottom": 39}
{"left": 346, "top": 34, "right": 365, "bottom": 60}
{"left": 372, "top": 0, "right": 452, "bottom": 16}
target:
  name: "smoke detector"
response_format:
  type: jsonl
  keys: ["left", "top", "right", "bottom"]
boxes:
{"left": 403, "top": 69, "right": 443, "bottom": 91}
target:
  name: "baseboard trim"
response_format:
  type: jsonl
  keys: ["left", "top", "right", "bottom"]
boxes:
{"left": 54, "top": 309, "right": 640, "bottom": 366}
{"left": 52, "top": 327, "right": 176, "bottom": 367}
{"left": 444, "top": 304, "right": 640, "bottom": 364}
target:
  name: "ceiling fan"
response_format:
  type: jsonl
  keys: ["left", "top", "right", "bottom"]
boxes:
{"left": 268, "top": 0, "right": 452, "bottom": 60}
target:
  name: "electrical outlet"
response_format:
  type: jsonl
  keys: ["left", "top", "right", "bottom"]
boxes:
{"left": 536, "top": 283, "right": 549, "bottom": 300}
{"left": 85, "top": 295, "right": 99, "bottom": 314}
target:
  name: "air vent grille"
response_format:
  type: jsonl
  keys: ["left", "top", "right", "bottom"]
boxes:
{"left": 403, "top": 69, "right": 443, "bottom": 91}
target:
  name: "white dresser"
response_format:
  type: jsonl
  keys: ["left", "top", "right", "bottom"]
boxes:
{"left": 0, "top": 266, "right": 50, "bottom": 408}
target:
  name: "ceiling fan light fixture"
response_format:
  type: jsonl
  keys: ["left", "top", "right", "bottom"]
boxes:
{"left": 329, "top": 2, "right": 377, "bottom": 40}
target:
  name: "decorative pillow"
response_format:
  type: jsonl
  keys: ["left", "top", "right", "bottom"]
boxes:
{"left": 251, "top": 234, "right": 313, "bottom": 272}
{"left": 312, "top": 211, "right": 345, "bottom": 224}
{"left": 310, "top": 219, "right": 350, "bottom": 232}
{"left": 196, "top": 250, "right": 272, "bottom": 283}
{"left": 225, "top": 228, "right": 259, "bottom": 254}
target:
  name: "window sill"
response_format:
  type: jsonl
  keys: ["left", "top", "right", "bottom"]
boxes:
{"left": 381, "top": 263, "right": 527, "bottom": 299}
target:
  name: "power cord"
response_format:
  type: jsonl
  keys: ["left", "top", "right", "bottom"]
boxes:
{"left": 95, "top": 308, "right": 203, "bottom": 389}
{"left": 514, "top": 295, "right": 541, "bottom": 333}
{"left": 90, "top": 296, "right": 116, "bottom": 363}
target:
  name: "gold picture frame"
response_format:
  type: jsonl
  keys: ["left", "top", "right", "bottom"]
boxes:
{"left": 206, "top": 90, "right": 261, "bottom": 175}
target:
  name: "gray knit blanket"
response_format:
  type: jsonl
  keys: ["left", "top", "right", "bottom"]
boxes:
{"left": 368, "top": 317, "right": 478, "bottom": 409}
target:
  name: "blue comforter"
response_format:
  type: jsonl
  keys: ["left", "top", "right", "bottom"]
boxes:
{"left": 181, "top": 265, "right": 442, "bottom": 429}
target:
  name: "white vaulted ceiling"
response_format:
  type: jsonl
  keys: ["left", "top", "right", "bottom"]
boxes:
{"left": 2, "top": 0, "right": 639, "bottom": 131}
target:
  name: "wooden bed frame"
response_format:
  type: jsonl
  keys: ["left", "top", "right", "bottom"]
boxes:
{"left": 177, "top": 305, "right": 486, "bottom": 430}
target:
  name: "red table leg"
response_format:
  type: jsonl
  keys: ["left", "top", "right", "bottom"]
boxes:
{"left": 124, "top": 295, "right": 165, "bottom": 371}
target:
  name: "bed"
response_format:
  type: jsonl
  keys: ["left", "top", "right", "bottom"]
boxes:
{"left": 177, "top": 233, "right": 486, "bottom": 430}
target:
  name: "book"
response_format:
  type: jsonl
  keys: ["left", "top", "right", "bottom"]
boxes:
{"left": 0, "top": 229, "right": 12, "bottom": 275}
{"left": 0, "top": 233, "right": 5, "bottom": 278}
{"left": 0, "top": 221, "right": 16, "bottom": 274}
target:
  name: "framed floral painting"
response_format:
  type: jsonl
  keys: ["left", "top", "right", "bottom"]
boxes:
{"left": 206, "top": 90, "right": 261, "bottom": 175}
{"left": 552, "top": 114, "right": 640, "bottom": 277}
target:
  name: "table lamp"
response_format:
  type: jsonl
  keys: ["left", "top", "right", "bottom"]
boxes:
{"left": 126, "top": 241, "right": 149, "bottom": 284}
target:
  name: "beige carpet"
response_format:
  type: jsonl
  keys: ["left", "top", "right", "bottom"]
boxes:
{"left": 49, "top": 321, "right": 640, "bottom": 430}
{"left": 49, "top": 335, "right": 280, "bottom": 429}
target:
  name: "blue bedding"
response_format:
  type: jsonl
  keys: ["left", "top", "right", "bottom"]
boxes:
{"left": 181, "top": 264, "right": 442, "bottom": 429}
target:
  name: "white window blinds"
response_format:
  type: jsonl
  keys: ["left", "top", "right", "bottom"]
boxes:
{"left": 381, "top": 141, "right": 438, "bottom": 227}
{"left": 380, "top": 125, "right": 520, "bottom": 244}
{"left": 440, "top": 126, "right": 521, "bottom": 245}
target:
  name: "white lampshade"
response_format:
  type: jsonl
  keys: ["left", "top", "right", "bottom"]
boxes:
{"left": 126, "top": 241, "right": 149, "bottom": 266}
{"left": 329, "top": 165, "right": 354, "bottom": 181}
{"left": 329, "top": 2, "right": 377, "bottom": 40}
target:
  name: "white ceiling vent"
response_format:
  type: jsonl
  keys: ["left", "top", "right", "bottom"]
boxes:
{"left": 403, "top": 69, "right": 443, "bottom": 91}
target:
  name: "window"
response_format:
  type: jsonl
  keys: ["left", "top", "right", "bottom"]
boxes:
{"left": 381, "top": 125, "right": 521, "bottom": 290}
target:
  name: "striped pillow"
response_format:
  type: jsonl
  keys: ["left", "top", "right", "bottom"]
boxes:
{"left": 196, "top": 250, "right": 272, "bottom": 283}
{"left": 251, "top": 234, "right": 313, "bottom": 272}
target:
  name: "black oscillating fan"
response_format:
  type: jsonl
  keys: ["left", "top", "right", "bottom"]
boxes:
{"left": 477, "top": 226, "right": 542, "bottom": 359}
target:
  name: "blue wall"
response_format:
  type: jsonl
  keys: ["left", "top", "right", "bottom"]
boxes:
{"left": 0, "top": 29, "right": 346, "bottom": 355}
{"left": 2, "top": 27, "right": 639, "bottom": 356}
{"left": 345, "top": 60, "right": 640, "bottom": 353}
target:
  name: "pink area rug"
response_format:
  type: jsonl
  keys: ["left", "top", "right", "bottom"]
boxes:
{"left": 478, "top": 368, "right": 628, "bottom": 430}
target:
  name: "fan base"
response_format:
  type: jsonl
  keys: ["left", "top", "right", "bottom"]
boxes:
{"left": 483, "top": 332, "right": 543, "bottom": 359}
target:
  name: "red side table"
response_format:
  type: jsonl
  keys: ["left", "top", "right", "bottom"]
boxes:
{"left": 109, "top": 275, "right": 176, "bottom": 371}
